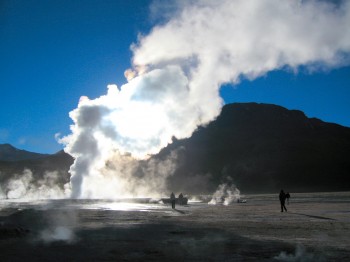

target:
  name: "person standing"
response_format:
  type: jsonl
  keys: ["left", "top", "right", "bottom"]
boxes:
{"left": 279, "top": 190, "right": 287, "bottom": 212}
{"left": 178, "top": 193, "right": 184, "bottom": 205}
{"left": 285, "top": 192, "right": 291, "bottom": 205}
{"left": 170, "top": 192, "right": 176, "bottom": 209}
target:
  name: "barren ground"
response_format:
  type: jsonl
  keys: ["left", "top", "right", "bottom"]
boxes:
{"left": 0, "top": 192, "right": 349, "bottom": 261}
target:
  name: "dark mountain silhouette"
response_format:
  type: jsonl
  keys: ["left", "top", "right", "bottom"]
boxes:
{"left": 0, "top": 149, "right": 73, "bottom": 187}
{"left": 157, "top": 103, "right": 350, "bottom": 194}
{"left": 1, "top": 103, "right": 349, "bottom": 195}
{"left": 0, "top": 144, "right": 49, "bottom": 161}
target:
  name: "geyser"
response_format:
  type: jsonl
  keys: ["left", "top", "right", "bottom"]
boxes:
{"left": 61, "top": 0, "right": 350, "bottom": 199}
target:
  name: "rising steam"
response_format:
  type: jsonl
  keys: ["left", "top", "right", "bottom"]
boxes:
{"left": 1, "top": 169, "right": 69, "bottom": 200}
{"left": 61, "top": 0, "right": 350, "bottom": 198}
{"left": 208, "top": 182, "right": 242, "bottom": 206}
{"left": 274, "top": 244, "right": 324, "bottom": 261}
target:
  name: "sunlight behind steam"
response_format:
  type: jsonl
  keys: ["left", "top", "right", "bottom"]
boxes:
{"left": 62, "top": 0, "right": 350, "bottom": 199}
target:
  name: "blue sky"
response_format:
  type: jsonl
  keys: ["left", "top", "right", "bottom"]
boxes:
{"left": 1, "top": 0, "right": 349, "bottom": 154}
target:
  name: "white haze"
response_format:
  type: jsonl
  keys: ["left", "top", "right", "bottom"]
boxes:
{"left": 208, "top": 182, "right": 241, "bottom": 205}
{"left": 61, "top": 0, "right": 350, "bottom": 199}
{"left": 39, "top": 226, "right": 76, "bottom": 244}
{"left": 38, "top": 209, "right": 78, "bottom": 244}
{"left": 274, "top": 244, "right": 325, "bottom": 261}
{"left": 0, "top": 169, "right": 70, "bottom": 200}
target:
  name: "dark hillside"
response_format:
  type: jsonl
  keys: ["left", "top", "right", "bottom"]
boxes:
{"left": 0, "top": 144, "right": 48, "bottom": 161}
{"left": 0, "top": 150, "right": 73, "bottom": 186}
{"left": 158, "top": 103, "right": 350, "bottom": 194}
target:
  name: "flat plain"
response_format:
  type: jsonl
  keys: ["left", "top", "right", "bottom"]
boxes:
{"left": 0, "top": 192, "right": 349, "bottom": 261}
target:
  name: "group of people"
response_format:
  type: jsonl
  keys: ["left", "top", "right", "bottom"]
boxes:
{"left": 170, "top": 192, "right": 184, "bottom": 209}
{"left": 279, "top": 190, "right": 290, "bottom": 212}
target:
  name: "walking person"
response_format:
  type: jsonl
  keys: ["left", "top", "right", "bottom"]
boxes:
{"left": 279, "top": 190, "right": 287, "bottom": 212}
{"left": 170, "top": 192, "right": 176, "bottom": 209}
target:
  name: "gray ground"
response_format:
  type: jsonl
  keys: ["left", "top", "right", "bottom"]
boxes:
{"left": 0, "top": 192, "right": 349, "bottom": 261}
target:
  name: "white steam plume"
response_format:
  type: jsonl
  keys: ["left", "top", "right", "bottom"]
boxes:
{"left": 38, "top": 209, "right": 78, "bottom": 244}
{"left": 62, "top": 0, "right": 350, "bottom": 199}
{"left": 208, "top": 181, "right": 241, "bottom": 205}
{"left": 39, "top": 226, "right": 75, "bottom": 244}
{"left": 2, "top": 169, "right": 69, "bottom": 200}
{"left": 274, "top": 244, "right": 325, "bottom": 261}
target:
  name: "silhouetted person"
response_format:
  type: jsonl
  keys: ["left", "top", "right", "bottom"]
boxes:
{"left": 279, "top": 190, "right": 287, "bottom": 212}
{"left": 178, "top": 193, "right": 184, "bottom": 205}
{"left": 170, "top": 192, "right": 176, "bottom": 209}
{"left": 285, "top": 192, "right": 290, "bottom": 205}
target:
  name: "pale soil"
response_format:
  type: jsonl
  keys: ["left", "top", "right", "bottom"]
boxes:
{"left": 0, "top": 192, "right": 349, "bottom": 261}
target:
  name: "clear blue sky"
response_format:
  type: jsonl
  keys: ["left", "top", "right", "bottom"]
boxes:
{"left": 1, "top": 0, "right": 349, "bottom": 154}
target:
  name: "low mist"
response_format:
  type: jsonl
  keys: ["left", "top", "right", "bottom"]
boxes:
{"left": 0, "top": 169, "right": 69, "bottom": 200}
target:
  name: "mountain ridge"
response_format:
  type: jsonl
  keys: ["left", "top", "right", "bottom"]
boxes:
{"left": 0, "top": 143, "right": 49, "bottom": 161}
{"left": 160, "top": 102, "right": 350, "bottom": 194}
